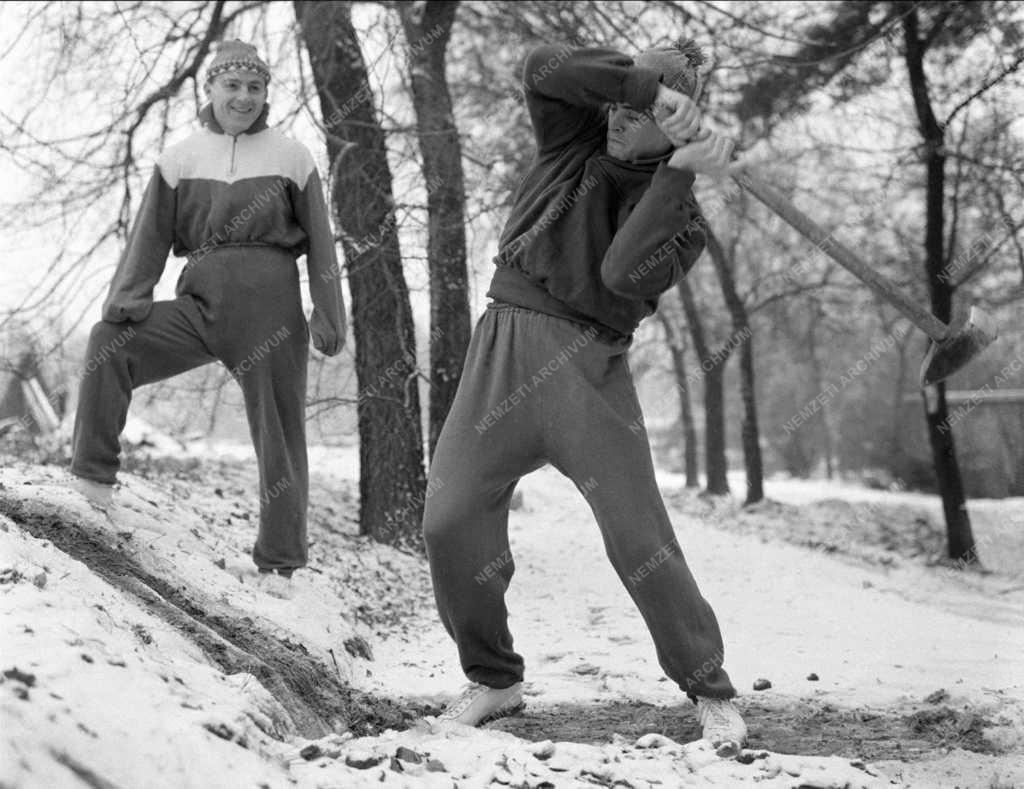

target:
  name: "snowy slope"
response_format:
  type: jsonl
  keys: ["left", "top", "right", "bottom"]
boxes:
{"left": 1, "top": 447, "right": 1022, "bottom": 788}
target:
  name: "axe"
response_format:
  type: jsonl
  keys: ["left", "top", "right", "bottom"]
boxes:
{"left": 727, "top": 163, "right": 998, "bottom": 387}
{"left": 655, "top": 53, "right": 997, "bottom": 388}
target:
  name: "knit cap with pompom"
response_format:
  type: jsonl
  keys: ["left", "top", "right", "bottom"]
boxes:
{"left": 635, "top": 38, "right": 707, "bottom": 99}
{"left": 206, "top": 40, "right": 271, "bottom": 85}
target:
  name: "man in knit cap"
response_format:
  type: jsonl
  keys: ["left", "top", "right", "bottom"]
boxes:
{"left": 424, "top": 39, "right": 747, "bottom": 752}
{"left": 70, "top": 40, "right": 346, "bottom": 599}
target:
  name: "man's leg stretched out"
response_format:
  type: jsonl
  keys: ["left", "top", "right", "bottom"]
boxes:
{"left": 539, "top": 313, "right": 745, "bottom": 749}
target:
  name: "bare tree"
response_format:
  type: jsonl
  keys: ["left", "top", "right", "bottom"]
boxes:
{"left": 705, "top": 225, "right": 764, "bottom": 503}
{"left": 294, "top": 0, "right": 426, "bottom": 550}
{"left": 676, "top": 275, "right": 731, "bottom": 496}
{"left": 396, "top": 0, "right": 471, "bottom": 462}
{"left": 901, "top": 3, "right": 976, "bottom": 561}
{"left": 735, "top": 0, "right": 1024, "bottom": 559}
{"left": 656, "top": 309, "right": 700, "bottom": 488}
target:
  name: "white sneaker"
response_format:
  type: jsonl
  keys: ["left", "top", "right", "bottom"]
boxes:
{"left": 71, "top": 476, "right": 114, "bottom": 510}
{"left": 696, "top": 697, "right": 747, "bottom": 755}
{"left": 257, "top": 572, "right": 294, "bottom": 600}
{"left": 438, "top": 682, "right": 525, "bottom": 726}
{"left": 71, "top": 476, "right": 171, "bottom": 536}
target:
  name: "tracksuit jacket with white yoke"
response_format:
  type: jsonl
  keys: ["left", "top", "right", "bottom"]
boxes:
{"left": 102, "top": 103, "right": 344, "bottom": 351}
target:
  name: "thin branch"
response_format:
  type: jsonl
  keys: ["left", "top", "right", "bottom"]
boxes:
{"left": 944, "top": 47, "right": 1024, "bottom": 128}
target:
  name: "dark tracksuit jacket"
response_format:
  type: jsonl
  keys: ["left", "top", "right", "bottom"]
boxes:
{"left": 423, "top": 46, "right": 736, "bottom": 699}
{"left": 487, "top": 45, "right": 707, "bottom": 338}
{"left": 71, "top": 103, "right": 345, "bottom": 571}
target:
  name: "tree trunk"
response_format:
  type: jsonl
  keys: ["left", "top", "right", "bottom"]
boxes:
{"left": 903, "top": 7, "right": 977, "bottom": 563}
{"left": 880, "top": 305, "right": 912, "bottom": 472}
{"left": 676, "top": 277, "right": 730, "bottom": 495}
{"left": 656, "top": 311, "right": 700, "bottom": 488}
{"left": 294, "top": 1, "right": 426, "bottom": 550}
{"left": 705, "top": 227, "right": 764, "bottom": 504}
{"left": 804, "top": 309, "right": 834, "bottom": 479}
{"left": 397, "top": 1, "right": 471, "bottom": 462}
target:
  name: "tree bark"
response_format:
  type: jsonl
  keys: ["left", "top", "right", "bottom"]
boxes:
{"left": 705, "top": 227, "right": 764, "bottom": 503}
{"left": 676, "top": 277, "right": 730, "bottom": 495}
{"left": 656, "top": 311, "right": 700, "bottom": 488}
{"left": 294, "top": 0, "right": 426, "bottom": 550}
{"left": 903, "top": 6, "right": 977, "bottom": 563}
{"left": 397, "top": 1, "right": 471, "bottom": 462}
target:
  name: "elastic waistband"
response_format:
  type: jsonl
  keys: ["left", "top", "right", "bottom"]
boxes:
{"left": 486, "top": 266, "right": 629, "bottom": 343}
{"left": 186, "top": 242, "right": 294, "bottom": 263}
{"left": 485, "top": 302, "right": 629, "bottom": 347}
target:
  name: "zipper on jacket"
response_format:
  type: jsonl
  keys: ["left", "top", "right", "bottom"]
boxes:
{"left": 229, "top": 135, "right": 238, "bottom": 176}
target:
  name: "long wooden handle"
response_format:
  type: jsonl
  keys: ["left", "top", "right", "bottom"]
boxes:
{"left": 730, "top": 166, "right": 951, "bottom": 341}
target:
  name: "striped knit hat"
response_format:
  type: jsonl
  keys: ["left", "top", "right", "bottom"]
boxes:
{"left": 206, "top": 40, "right": 271, "bottom": 85}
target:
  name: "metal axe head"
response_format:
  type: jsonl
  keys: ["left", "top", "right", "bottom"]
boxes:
{"left": 919, "top": 305, "right": 999, "bottom": 387}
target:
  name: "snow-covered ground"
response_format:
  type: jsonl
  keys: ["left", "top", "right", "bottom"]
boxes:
{"left": 715, "top": 469, "right": 1024, "bottom": 578}
{"left": 2, "top": 439, "right": 1022, "bottom": 788}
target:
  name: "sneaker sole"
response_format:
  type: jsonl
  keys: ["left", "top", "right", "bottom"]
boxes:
{"left": 440, "top": 699, "right": 526, "bottom": 727}
{"left": 478, "top": 700, "right": 526, "bottom": 726}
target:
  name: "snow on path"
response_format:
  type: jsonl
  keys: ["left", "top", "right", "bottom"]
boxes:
{"left": 355, "top": 464, "right": 1024, "bottom": 787}
{"left": 366, "top": 464, "right": 1023, "bottom": 710}
{"left": 699, "top": 469, "right": 1024, "bottom": 580}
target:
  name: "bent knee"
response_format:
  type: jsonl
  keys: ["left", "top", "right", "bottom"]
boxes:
{"left": 422, "top": 490, "right": 478, "bottom": 549}
{"left": 422, "top": 498, "right": 457, "bottom": 546}
{"left": 87, "top": 320, "right": 134, "bottom": 354}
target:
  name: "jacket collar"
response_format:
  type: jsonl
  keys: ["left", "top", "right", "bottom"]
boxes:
{"left": 603, "top": 145, "right": 674, "bottom": 171}
{"left": 199, "top": 103, "right": 270, "bottom": 135}
{"left": 595, "top": 146, "right": 673, "bottom": 203}
{"left": 598, "top": 149, "right": 671, "bottom": 182}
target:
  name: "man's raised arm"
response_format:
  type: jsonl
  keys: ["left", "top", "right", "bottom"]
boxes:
{"left": 600, "top": 130, "right": 734, "bottom": 300}
{"left": 524, "top": 44, "right": 662, "bottom": 153}
{"left": 599, "top": 164, "right": 706, "bottom": 300}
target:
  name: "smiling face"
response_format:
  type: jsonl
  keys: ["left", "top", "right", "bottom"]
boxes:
{"left": 205, "top": 70, "right": 267, "bottom": 135}
{"left": 605, "top": 103, "right": 673, "bottom": 162}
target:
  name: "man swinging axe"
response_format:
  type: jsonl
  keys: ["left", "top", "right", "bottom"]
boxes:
{"left": 423, "top": 38, "right": 747, "bottom": 753}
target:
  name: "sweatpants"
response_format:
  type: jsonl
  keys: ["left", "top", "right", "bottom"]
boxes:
{"left": 423, "top": 303, "right": 736, "bottom": 699}
{"left": 71, "top": 246, "right": 310, "bottom": 571}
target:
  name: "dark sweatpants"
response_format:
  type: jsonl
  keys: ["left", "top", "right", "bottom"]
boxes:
{"left": 423, "top": 303, "right": 736, "bottom": 699}
{"left": 71, "top": 247, "right": 310, "bottom": 571}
